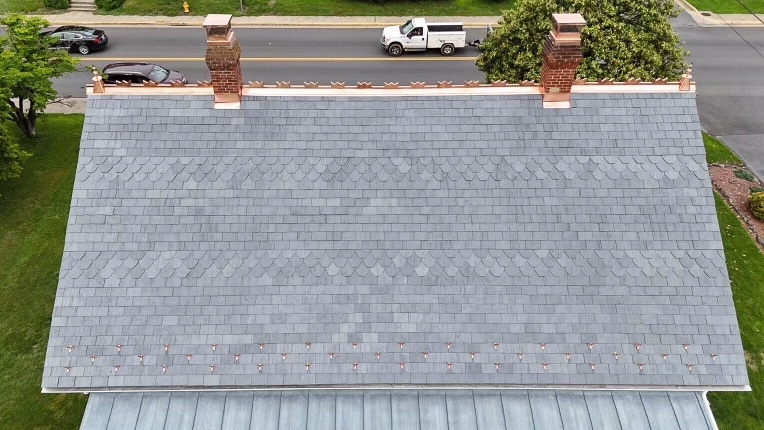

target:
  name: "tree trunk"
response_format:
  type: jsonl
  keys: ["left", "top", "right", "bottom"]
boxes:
{"left": 6, "top": 97, "right": 37, "bottom": 138}
{"left": 27, "top": 100, "right": 37, "bottom": 138}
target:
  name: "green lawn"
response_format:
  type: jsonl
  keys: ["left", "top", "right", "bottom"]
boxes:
{"left": 2, "top": 0, "right": 512, "bottom": 16}
{"left": 709, "top": 194, "right": 764, "bottom": 428}
{"left": 112, "top": 0, "right": 512, "bottom": 17}
{"left": 0, "top": 118, "right": 761, "bottom": 428}
{"left": 705, "top": 132, "right": 744, "bottom": 165}
{"left": 702, "top": 131, "right": 763, "bottom": 428}
{"left": 0, "top": 116, "right": 87, "bottom": 430}
{"left": 7, "top": 0, "right": 764, "bottom": 17}
{"left": 688, "top": 0, "right": 764, "bottom": 14}
{"left": 0, "top": 0, "right": 47, "bottom": 13}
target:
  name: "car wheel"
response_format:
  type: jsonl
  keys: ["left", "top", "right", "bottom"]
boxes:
{"left": 388, "top": 44, "right": 403, "bottom": 57}
{"left": 77, "top": 44, "right": 91, "bottom": 55}
{"left": 440, "top": 44, "right": 455, "bottom": 56}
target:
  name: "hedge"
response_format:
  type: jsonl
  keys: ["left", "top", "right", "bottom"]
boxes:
{"left": 43, "top": 0, "right": 69, "bottom": 9}
{"left": 95, "top": 0, "right": 125, "bottom": 10}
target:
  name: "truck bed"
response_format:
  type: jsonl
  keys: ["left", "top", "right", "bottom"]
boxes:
{"left": 426, "top": 31, "right": 466, "bottom": 49}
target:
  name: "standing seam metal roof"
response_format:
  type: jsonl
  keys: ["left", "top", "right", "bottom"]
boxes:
{"left": 79, "top": 389, "right": 716, "bottom": 430}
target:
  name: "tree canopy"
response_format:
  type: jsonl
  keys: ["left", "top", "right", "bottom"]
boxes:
{"left": 0, "top": 14, "right": 78, "bottom": 137}
{"left": 0, "top": 42, "right": 30, "bottom": 192}
{"left": 0, "top": 86, "right": 30, "bottom": 193}
{"left": 476, "top": 0, "right": 689, "bottom": 83}
{"left": 0, "top": 121, "right": 30, "bottom": 193}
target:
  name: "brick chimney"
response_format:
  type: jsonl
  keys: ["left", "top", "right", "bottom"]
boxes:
{"left": 541, "top": 13, "right": 586, "bottom": 107}
{"left": 204, "top": 14, "right": 242, "bottom": 104}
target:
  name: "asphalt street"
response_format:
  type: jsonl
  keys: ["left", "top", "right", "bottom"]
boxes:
{"left": 50, "top": 18, "right": 764, "bottom": 177}
{"left": 679, "top": 25, "right": 764, "bottom": 178}
{"left": 52, "top": 27, "right": 488, "bottom": 95}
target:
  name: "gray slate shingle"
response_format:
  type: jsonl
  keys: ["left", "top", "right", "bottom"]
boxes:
{"left": 43, "top": 92, "right": 748, "bottom": 391}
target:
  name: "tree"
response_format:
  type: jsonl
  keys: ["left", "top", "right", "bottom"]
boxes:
{"left": 0, "top": 50, "right": 31, "bottom": 193}
{"left": 0, "top": 14, "right": 78, "bottom": 138}
{"left": 0, "top": 84, "right": 31, "bottom": 193}
{"left": 476, "top": 0, "right": 688, "bottom": 83}
{"left": 0, "top": 122, "right": 31, "bottom": 195}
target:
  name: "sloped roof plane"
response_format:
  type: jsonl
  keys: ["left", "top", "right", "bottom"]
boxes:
{"left": 44, "top": 90, "right": 747, "bottom": 393}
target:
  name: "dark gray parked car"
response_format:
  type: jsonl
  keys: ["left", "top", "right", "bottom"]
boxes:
{"left": 102, "top": 62, "right": 188, "bottom": 84}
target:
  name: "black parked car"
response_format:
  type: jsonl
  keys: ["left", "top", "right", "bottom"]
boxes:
{"left": 102, "top": 62, "right": 188, "bottom": 84}
{"left": 41, "top": 26, "right": 108, "bottom": 55}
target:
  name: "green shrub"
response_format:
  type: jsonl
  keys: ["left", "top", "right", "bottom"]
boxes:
{"left": 354, "top": 0, "right": 448, "bottom": 3}
{"left": 734, "top": 168, "right": 756, "bottom": 182}
{"left": 43, "top": 0, "right": 69, "bottom": 9}
{"left": 751, "top": 192, "right": 764, "bottom": 220}
{"left": 750, "top": 186, "right": 764, "bottom": 195}
{"left": 95, "top": 0, "right": 124, "bottom": 10}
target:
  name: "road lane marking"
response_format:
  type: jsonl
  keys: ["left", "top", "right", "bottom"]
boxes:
{"left": 91, "top": 57, "right": 478, "bottom": 62}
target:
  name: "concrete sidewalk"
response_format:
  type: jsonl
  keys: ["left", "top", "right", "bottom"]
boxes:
{"left": 33, "top": 0, "right": 764, "bottom": 28}
{"left": 39, "top": 13, "right": 500, "bottom": 28}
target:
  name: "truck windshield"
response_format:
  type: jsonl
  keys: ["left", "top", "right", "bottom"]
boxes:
{"left": 400, "top": 20, "right": 414, "bottom": 34}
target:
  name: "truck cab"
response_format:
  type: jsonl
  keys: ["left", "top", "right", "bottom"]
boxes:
{"left": 380, "top": 18, "right": 466, "bottom": 57}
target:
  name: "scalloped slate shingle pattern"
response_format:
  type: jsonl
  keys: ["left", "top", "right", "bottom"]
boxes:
{"left": 43, "top": 93, "right": 748, "bottom": 391}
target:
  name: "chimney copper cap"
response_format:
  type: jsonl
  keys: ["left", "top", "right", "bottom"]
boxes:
{"left": 552, "top": 13, "right": 586, "bottom": 35}
{"left": 203, "top": 14, "right": 232, "bottom": 39}
{"left": 203, "top": 14, "right": 233, "bottom": 28}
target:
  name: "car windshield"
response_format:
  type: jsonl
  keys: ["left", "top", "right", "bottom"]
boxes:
{"left": 400, "top": 20, "right": 414, "bottom": 34}
{"left": 147, "top": 65, "right": 170, "bottom": 82}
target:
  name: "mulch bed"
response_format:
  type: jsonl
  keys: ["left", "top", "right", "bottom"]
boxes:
{"left": 710, "top": 164, "right": 764, "bottom": 250}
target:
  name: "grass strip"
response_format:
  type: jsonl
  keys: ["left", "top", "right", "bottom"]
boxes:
{"left": 705, "top": 132, "right": 744, "bottom": 165}
{"left": 687, "top": 0, "right": 764, "bottom": 14}
{"left": 708, "top": 193, "right": 764, "bottom": 429}
{"left": 0, "top": 115, "right": 87, "bottom": 430}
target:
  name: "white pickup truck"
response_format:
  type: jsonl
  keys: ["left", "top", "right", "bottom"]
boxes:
{"left": 380, "top": 18, "right": 466, "bottom": 57}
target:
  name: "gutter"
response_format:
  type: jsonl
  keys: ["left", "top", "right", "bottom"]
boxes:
{"left": 702, "top": 391, "right": 721, "bottom": 430}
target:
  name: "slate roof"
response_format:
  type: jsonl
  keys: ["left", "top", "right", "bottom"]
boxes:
{"left": 43, "top": 92, "right": 748, "bottom": 391}
{"left": 80, "top": 389, "right": 716, "bottom": 430}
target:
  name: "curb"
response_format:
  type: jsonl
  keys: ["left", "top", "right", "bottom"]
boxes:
{"left": 45, "top": 22, "right": 498, "bottom": 28}
{"left": 673, "top": 0, "right": 726, "bottom": 27}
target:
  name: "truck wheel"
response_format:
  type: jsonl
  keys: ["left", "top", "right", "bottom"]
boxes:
{"left": 388, "top": 44, "right": 403, "bottom": 57}
{"left": 440, "top": 44, "right": 455, "bottom": 56}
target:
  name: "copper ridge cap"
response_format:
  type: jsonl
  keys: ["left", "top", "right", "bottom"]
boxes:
{"left": 42, "top": 382, "right": 749, "bottom": 394}
{"left": 86, "top": 79, "right": 695, "bottom": 97}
